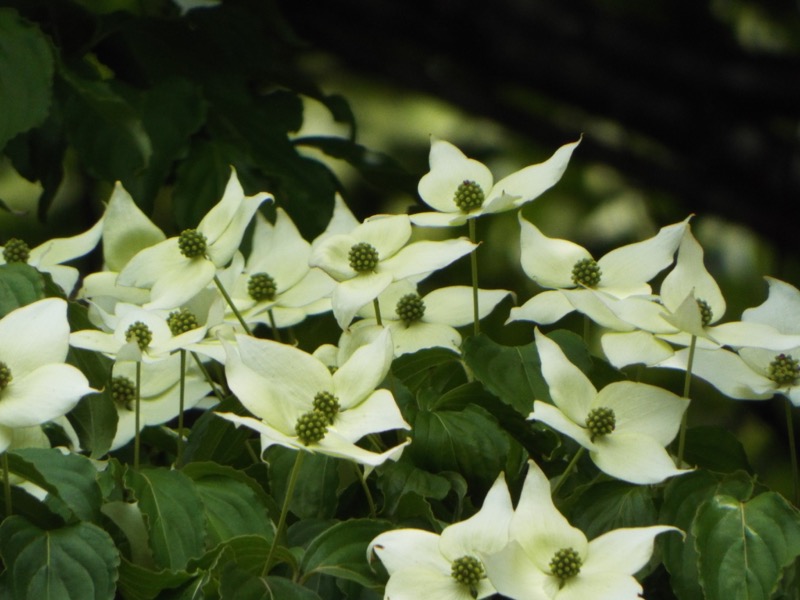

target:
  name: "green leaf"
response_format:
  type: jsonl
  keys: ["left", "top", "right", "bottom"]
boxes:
{"left": 171, "top": 140, "right": 236, "bottom": 229}
{"left": 267, "top": 447, "right": 339, "bottom": 520}
{"left": 0, "top": 516, "right": 119, "bottom": 600}
{"left": 683, "top": 425, "right": 753, "bottom": 474}
{"left": 116, "top": 557, "right": 193, "bottom": 600}
{"left": 125, "top": 467, "right": 207, "bottom": 570}
{"left": 0, "top": 9, "right": 54, "bottom": 150}
{"left": 376, "top": 461, "right": 451, "bottom": 515}
{"left": 300, "top": 519, "right": 393, "bottom": 589}
{"left": 181, "top": 397, "right": 255, "bottom": 467}
{"left": 219, "top": 568, "right": 322, "bottom": 600}
{"left": 563, "top": 480, "right": 657, "bottom": 540}
{"left": 391, "top": 348, "right": 462, "bottom": 393}
{"left": 0, "top": 263, "right": 46, "bottom": 317}
{"left": 694, "top": 491, "right": 800, "bottom": 600}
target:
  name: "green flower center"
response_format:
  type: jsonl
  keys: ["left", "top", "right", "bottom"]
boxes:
{"left": 586, "top": 406, "right": 616, "bottom": 441}
{"left": 2, "top": 238, "right": 30, "bottom": 263}
{"left": 111, "top": 375, "right": 136, "bottom": 410}
{"left": 313, "top": 391, "right": 340, "bottom": 424}
{"left": 295, "top": 410, "right": 329, "bottom": 445}
{"left": 768, "top": 353, "right": 800, "bottom": 386}
{"left": 348, "top": 242, "right": 379, "bottom": 272}
{"left": 450, "top": 555, "right": 486, "bottom": 590}
{"left": 247, "top": 272, "right": 277, "bottom": 301}
{"left": 696, "top": 298, "right": 713, "bottom": 327}
{"left": 549, "top": 547, "right": 582, "bottom": 582}
{"left": 453, "top": 180, "right": 485, "bottom": 213}
{"left": 178, "top": 229, "right": 208, "bottom": 258}
{"left": 0, "top": 361, "right": 12, "bottom": 391}
{"left": 571, "top": 258, "right": 601, "bottom": 287}
{"left": 395, "top": 293, "right": 426, "bottom": 325}
{"left": 167, "top": 308, "right": 200, "bottom": 336}
{"left": 125, "top": 321, "right": 153, "bottom": 351}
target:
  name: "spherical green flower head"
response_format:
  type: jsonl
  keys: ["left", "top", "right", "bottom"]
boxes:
{"left": 2, "top": 238, "right": 30, "bottom": 263}
{"left": 586, "top": 406, "right": 615, "bottom": 441}
{"left": 295, "top": 410, "right": 329, "bottom": 445}
{"left": 453, "top": 180, "right": 485, "bottom": 213}
{"left": 313, "top": 391, "right": 340, "bottom": 425}
{"left": 450, "top": 554, "right": 485, "bottom": 597}
{"left": 696, "top": 297, "right": 713, "bottom": 327}
{"left": 348, "top": 242, "right": 379, "bottom": 273}
{"left": 168, "top": 308, "right": 200, "bottom": 336}
{"left": 769, "top": 353, "right": 800, "bottom": 386}
{"left": 571, "top": 257, "right": 601, "bottom": 287}
{"left": 0, "top": 361, "right": 12, "bottom": 391}
{"left": 395, "top": 293, "right": 426, "bottom": 325}
{"left": 126, "top": 321, "right": 153, "bottom": 351}
{"left": 247, "top": 272, "right": 277, "bottom": 301}
{"left": 111, "top": 375, "right": 136, "bottom": 410}
{"left": 178, "top": 229, "right": 208, "bottom": 258}
{"left": 549, "top": 547, "right": 582, "bottom": 584}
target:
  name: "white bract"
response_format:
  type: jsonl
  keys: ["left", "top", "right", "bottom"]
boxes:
{"left": 412, "top": 138, "right": 580, "bottom": 227}
{"left": 368, "top": 472, "right": 513, "bottom": 600}
{"left": 485, "top": 460, "right": 680, "bottom": 600}
{"left": 529, "top": 329, "right": 689, "bottom": 484}
{"left": 217, "top": 328, "right": 410, "bottom": 468}
{"left": 0, "top": 299, "right": 95, "bottom": 452}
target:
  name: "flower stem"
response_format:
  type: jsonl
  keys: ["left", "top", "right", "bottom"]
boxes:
{"left": 373, "top": 298, "right": 383, "bottom": 327}
{"left": 134, "top": 361, "right": 142, "bottom": 471}
{"left": 552, "top": 446, "right": 586, "bottom": 496}
{"left": 676, "top": 334, "right": 697, "bottom": 468}
{"left": 468, "top": 218, "right": 480, "bottom": 336}
{"left": 354, "top": 462, "right": 377, "bottom": 518}
{"left": 213, "top": 274, "right": 252, "bottom": 336}
{"left": 176, "top": 349, "right": 187, "bottom": 466}
{"left": 2, "top": 452, "right": 12, "bottom": 516}
{"left": 268, "top": 309, "right": 282, "bottom": 342}
{"left": 263, "top": 451, "right": 305, "bottom": 576}
{"left": 784, "top": 397, "right": 799, "bottom": 506}
{"left": 191, "top": 351, "right": 225, "bottom": 402}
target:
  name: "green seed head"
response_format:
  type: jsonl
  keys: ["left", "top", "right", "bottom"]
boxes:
{"left": 111, "top": 375, "right": 136, "bottom": 410}
{"left": 247, "top": 272, "right": 277, "bottom": 301}
{"left": 167, "top": 308, "right": 200, "bottom": 336}
{"left": 549, "top": 547, "right": 582, "bottom": 582}
{"left": 395, "top": 293, "right": 426, "bottom": 325}
{"left": 0, "top": 361, "right": 12, "bottom": 391}
{"left": 453, "top": 180, "right": 485, "bottom": 213}
{"left": 178, "top": 229, "right": 208, "bottom": 258}
{"left": 450, "top": 555, "right": 486, "bottom": 590}
{"left": 696, "top": 298, "right": 713, "bottom": 327}
{"left": 348, "top": 242, "right": 379, "bottom": 273}
{"left": 313, "top": 391, "right": 340, "bottom": 424}
{"left": 571, "top": 258, "right": 602, "bottom": 287}
{"left": 768, "top": 353, "right": 800, "bottom": 387}
{"left": 2, "top": 238, "right": 30, "bottom": 263}
{"left": 125, "top": 321, "right": 153, "bottom": 351}
{"left": 295, "top": 410, "right": 329, "bottom": 445}
{"left": 586, "top": 406, "right": 616, "bottom": 441}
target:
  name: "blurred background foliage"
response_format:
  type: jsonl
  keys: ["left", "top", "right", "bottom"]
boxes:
{"left": 1, "top": 0, "right": 798, "bottom": 494}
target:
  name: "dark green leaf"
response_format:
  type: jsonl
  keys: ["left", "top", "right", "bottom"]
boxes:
{"left": 267, "top": 447, "right": 339, "bottom": 520}
{"left": 563, "top": 480, "right": 657, "bottom": 540}
{"left": 391, "top": 348, "right": 462, "bottom": 393}
{"left": 683, "top": 425, "right": 753, "bottom": 474}
{"left": 0, "top": 263, "right": 45, "bottom": 317}
{"left": 116, "top": 557, "right": 193, "bottom": 600}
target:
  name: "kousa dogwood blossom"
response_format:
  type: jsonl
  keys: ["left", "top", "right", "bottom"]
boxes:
{"left": 345, "top": 280, "right": 512, "bottom": 356}
{"left": 116, "top": 168, "right": 273, "bottom": 310}
{"left": 507, "top": 215, "right": 688, "bottom": 329}
{"left": 308, "top": 213, "right": 476, "bottom": 329}
{"left": 530, "top": 329, "right": 689, "bottom": 484}
{"left": 412, "top": 137, "right": 580, "bottom": 227}
{"left": 0, "top": 298, "right": 95, "bottom": 452}
{"left": 368, "top": 472, "right": 513, "bottom": 600}
{"left": 217, "top": 328, "right": 410, "bottom": 468}
{"left": 485, "top": 460, "right": 680, "bottom": 600}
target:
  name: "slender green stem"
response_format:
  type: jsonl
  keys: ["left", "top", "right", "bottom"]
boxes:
{"left": 213, "top": 274, "right": 252, "bottom": 336}
{"left": 784, "top": 397, "right": 799, "bottom": 506}
{"left": 176, "top": 350, "right": 187, "bottom": 466}
{"left": 373, "top": 298, "right": 383, "bottom": 327}
{"left": 134, "top": 361, "right": 142, "bottom": 471}
{"left": 263, "top": 451, "right": 305, "bottom": 576}
{"left": 552, "top": 446, "right": 586, "bottom": 496}
{"left": 676, "top": 334, "right": 697, "bottom": 468}
{"left": 2, "top": 452, "right": 12, "bottom": 516}
{"left": 354, "top": 462, "right": 377, "bottom": 518}
{"left": 191, "top": 351, "right": 225, "bottom": 402}
{"left": 468, "top": 218, "right": 480, "bottom": 336}
{"left": 267, "top": 309, "right": 282, "bottom": 342}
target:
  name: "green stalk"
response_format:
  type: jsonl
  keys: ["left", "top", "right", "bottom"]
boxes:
{"left": 213, "top": 274, "right": 252, "bottom": 336}
{"left": 263, "top": 451, "right": 305, "bottom": 576}
{"left": 785, "top": 398, "right": 799, "bottom": 506}
{"left": 191, "top": 351, "right": 225, "bottom": 402}
{"left": 373, "top": 298, "right": 383, "bottom": 327}
{"left": 176, "top": 349, "right": 187, "bottom": 466}
{"left": 354, "top": 462, "right": 377, "bottom": 518}
{"left": 552, "top": 446, "right": 586, "bottom": 496}
{"left": 468, "top": 218, "right": 480, "bottom": 336}
{"left": 2, "top": 452, "right": 11, "bottom": 516}
{"left": 267, "top": 309, "right": 282, "bottom": 342}
{"left": 676, "top": 334, "right": 697, "bottom": 468}
{"left": 134, "top": 361, "right": 142, "bottom": 471}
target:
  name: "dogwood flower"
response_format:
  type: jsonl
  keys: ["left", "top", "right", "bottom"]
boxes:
{"left": 412, "top": 137, "right": 580, "bottom": 227}
{"left": 217, "top": 328, "right": 410, "bottom": 468}
{"left": 508, "top": 215, "right": 688, "bottom": 329}
{"left": 309, "top": 214, "right": 475, "bottom": 329}
{"left": 529, "top": 329, "right": 689, "bottom": 484}
{"left": 368, "top": 472, "right": 513, "bottom": 600}
{"left": 485, "top": 460, "right": 680, "bottom": 600}
{"left": 117, "top": 168, "right": 272, "bottom": 309}
{"left": 0, "top": 298, "right": 95, "bottom": 452}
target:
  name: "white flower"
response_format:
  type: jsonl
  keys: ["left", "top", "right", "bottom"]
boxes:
{"left": 485, "top": 460, "right": 680, "bottom": 600}
{"left": 412, "top": 138, "right": 580, "bottom": 227}
{"left": 117, "top": 168, "right": 272, "bottom": 310}
{"left": 217, "top": 328, "right": 410, "bottom": 468}
{"left": 368, "top": 472, "right": 513, "bottom": 600}
{"left": 0, "top": 298, "right": 95, "bottom": 452}
{"left": 309, "top": 214, "right": 475, "bottom": 329}
{"left": 530, "top": 329, "right": 689, "bottom": 484}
